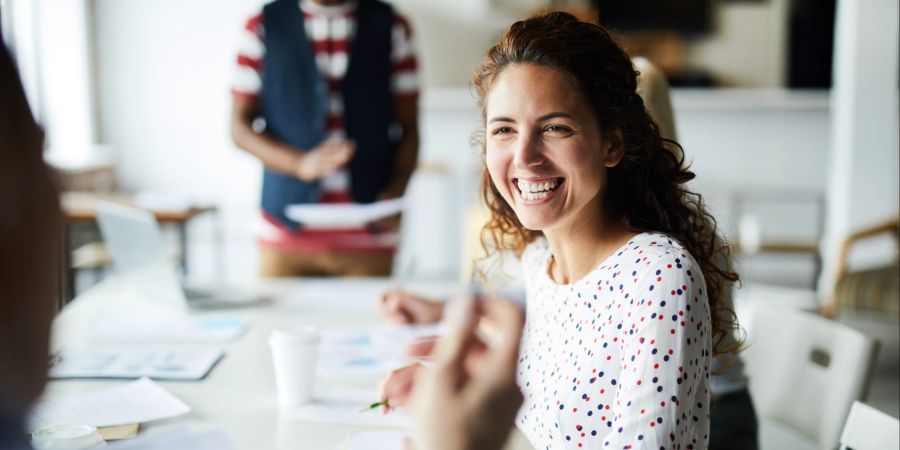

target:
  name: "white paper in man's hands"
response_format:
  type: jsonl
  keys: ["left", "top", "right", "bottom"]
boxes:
{"left": 28, "top": 377, "right": 190, "bottom": 431}
{"left": 285, "top": 198, "right": 404, "bottom": 229}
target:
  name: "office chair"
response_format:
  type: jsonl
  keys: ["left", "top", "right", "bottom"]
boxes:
{"left": 743, "top": 302, "right": 879, "bottom": 450}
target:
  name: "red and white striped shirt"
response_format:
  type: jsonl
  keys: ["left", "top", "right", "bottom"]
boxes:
{"left": 233, "top": 0, "right": 418, "bottom": 253}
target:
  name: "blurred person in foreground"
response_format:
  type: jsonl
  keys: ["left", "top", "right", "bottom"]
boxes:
{"left": 230, "top": 0, "right": 420, "bottom": 277}
{"left": 409, "top": 297, "right": 524, "bottom": 450}
{"left": 0, "top": 41, "right": 63, "bottom": 449}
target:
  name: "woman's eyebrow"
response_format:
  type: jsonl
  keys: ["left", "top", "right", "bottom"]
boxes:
{"left": 536, "top": 112, "right": 576, "bottom": 122}
{"left": 487, "top": 116, "right": 515, "bottom": 124}
{"left": 488, "top": 112, "right": 576, "bottom": 124}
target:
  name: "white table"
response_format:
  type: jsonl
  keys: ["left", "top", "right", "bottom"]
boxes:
{"left": 45, "top": 277, "right": 534, "bottom": 450}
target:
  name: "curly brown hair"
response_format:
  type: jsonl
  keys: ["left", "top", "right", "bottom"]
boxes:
{"left": 472, "top": 11, "right": 741, "bottom": 356}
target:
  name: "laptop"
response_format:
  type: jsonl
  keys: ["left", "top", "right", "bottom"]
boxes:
{"left": 94, "top": 201, "right": 270, "bottom": 310}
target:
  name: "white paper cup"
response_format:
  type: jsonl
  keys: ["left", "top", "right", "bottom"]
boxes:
{"left": 31, "top": 424, "right": 106, "bottom": 449}
{"left": 268, "top": 326, "right": 320, "bottom": 406}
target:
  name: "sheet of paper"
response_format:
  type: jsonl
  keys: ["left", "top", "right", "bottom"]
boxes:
{"left": 347, "top": 431, "right": 410, "bottom": 450}
{"left": 106, "top": 426, "right": 235, "bottom": 450}
{"left": 285, "top": 198, "right": 404, "bottom": 229}
{"left": 89, "top": 316, "right": 248, "bottom": 343}
{"left": 28, "top": 378, "right": 190, "bottom": 431}
{"left": 318, "top": 324, "right": 443, "bottom": 378}
{"left": 290, "top": 388, "right": 412, "bottom": 428}
{"left": 49, "top": 348, "right": 225, "bottom": 381}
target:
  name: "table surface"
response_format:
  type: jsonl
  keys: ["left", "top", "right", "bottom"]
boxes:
{"left": 46, "top": 277, "right": 535, "bottom": 450}
{"left": 61, "top": 191, "right": 216, "bottom": 223}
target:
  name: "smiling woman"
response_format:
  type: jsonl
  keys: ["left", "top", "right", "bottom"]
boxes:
{"left": 470, "top": 11, "right": 742, "bottom": 450}
{"left": 484, "top": 64, "right": 612, "bottom": 247}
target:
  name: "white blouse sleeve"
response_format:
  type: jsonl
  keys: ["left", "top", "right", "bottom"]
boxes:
{"left": 600, "top": 252, "right": 711, "bottom": 449}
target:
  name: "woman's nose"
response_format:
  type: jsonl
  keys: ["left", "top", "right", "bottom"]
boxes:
{"left": 512, "top": 132, "right": 544, "bottom": 168}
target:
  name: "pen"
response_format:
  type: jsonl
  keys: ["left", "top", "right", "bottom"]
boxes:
{"left": 360, "top": 399, "right": 389, "bottom": 413}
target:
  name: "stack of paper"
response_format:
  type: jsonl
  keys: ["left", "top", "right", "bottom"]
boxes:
{"left": 29, "top": 378, "right": 190, "bottom": 431}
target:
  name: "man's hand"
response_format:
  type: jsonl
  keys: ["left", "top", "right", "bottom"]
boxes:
{"left": 295, "top": 139, "right": 355, "bottom": 182}
{"left": 411, "top": 298, "right": 524, "bottom": 450}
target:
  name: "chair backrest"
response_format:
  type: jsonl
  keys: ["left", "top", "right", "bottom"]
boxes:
{"left": 633, "top": 56, "right": 677, "bottom": 141}
{"left": 840, "top": 401, "right": 900, "bottom": 450}
{"left": 743, "top": 303, "right": 879, "bottom": 450}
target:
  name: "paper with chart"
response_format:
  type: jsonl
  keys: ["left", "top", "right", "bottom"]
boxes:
{"left": 285, "top": 198, "right": 403, "bottom": 229}
{"left": 28, "top": 377, "right": 190, "bottom": 431}
{"left": 49, "top": 348, "right": 225, "bottom": 381}
{"left": 290, "top": 388, "right": 412, "bottom": 428}
{"left": 318, "top": 323, "right": 444, "bottom": 378}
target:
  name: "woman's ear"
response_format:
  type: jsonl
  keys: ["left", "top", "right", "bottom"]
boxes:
{"left": 603, "top": 129, "right": 625, "bottom": 168}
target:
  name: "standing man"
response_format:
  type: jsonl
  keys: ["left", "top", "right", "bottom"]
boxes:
{"left": 231, "top": 0, "right": 420, "bottom": 277}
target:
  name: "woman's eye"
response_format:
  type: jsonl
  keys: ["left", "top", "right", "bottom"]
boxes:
{"left": 491, "top": 127, "right": 515, "bottom": 136}
{"left": 544, "top": 125, "right": 573, "bottom": 134}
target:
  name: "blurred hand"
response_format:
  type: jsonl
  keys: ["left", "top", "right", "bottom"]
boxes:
{"left": 378, "top": 362, "right": 423, "bottom": 413}
{"left": 295, "top": 139, "right": 355, "bottom": 182}
{"left": 411, "top": 298, "right": 525, "bottom": 450}
{"left": 379, "top": 290, "right": 444, "bottom": 325}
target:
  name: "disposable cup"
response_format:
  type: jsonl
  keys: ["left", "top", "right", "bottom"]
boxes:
{"left": 268, "top": 326, "right": 320, "bottom": 406}
{"left": 31, "top": 424, "right": 106, "bottom": 449}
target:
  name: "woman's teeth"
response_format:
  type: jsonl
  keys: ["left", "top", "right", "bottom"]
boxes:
{"left": 516, "top": 179, "right": 561, "bottom": 200}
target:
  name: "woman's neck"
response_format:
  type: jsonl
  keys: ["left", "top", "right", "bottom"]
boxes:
{"left": 544, "top": 211, "right": 634, "bottom": 285}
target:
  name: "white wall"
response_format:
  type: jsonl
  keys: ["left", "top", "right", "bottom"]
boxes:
{"left": 92, "top": 0, "right": 265, "bottom": 284}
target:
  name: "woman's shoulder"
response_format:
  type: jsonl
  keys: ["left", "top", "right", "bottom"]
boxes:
{"left": 626, "top": 232, "right": 701, "bottom": 272}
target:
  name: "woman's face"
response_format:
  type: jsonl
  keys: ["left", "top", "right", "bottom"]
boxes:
{"left": 484, "top": 64, "right": 621, "bottom": 234}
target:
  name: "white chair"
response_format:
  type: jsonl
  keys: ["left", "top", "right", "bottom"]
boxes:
{"left": 839, "top": 401, "right": 900, "bottom": 450}
{"left": 743, "top": 303, "right": 879, "bottom": 450}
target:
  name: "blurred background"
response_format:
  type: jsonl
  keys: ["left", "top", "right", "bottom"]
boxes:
{"left": 1, "top": 0, "right": 897, "bottom": 437}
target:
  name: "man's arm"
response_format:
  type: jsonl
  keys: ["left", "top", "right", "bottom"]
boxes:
{"left": 379, "top": 100, "right": 419, "bottom": 199}
{"left": 230, "top": 95, "right": 354, "bottom": 182}
{"left": 230, "top": 94, "right": 303, "bottom": 176}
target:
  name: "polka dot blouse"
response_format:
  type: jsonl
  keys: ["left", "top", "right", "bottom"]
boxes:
{"left": 516, "top": 233, "right": 711, "bottom": 450}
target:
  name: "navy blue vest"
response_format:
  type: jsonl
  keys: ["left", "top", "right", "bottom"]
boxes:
{"left": 261, "top": 0, "right": 397, "bottom": 230}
